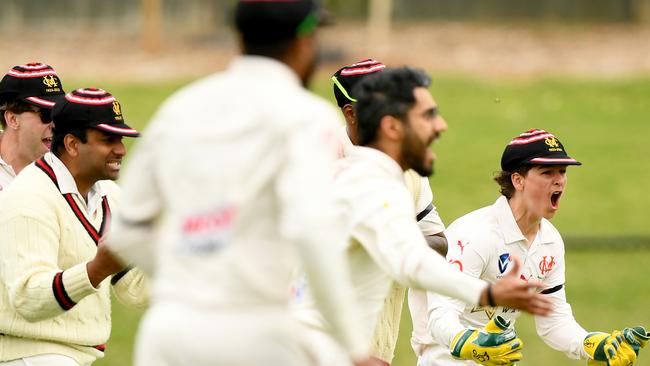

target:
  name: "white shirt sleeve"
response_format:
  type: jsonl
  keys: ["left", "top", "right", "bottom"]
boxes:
{"left": 107, "top": 117, "right": 164, "bottom": 274}
{"left": 276, "top": 113, "right": 367, "bottom": 360}
{"left": 351, "top": 183, "right": 487, "bottom": 307}
{"left": 415, "top": 177, "right": 445, "bottom": 235}
{"left": 534, "top": 251, "right": 589, "bottom": 360}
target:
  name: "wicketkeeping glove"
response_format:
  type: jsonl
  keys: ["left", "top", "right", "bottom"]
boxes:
{"left": 584, "top": 326, "right": 649, "bottom": 366}
{"left": 450, "top": 315, "right": 523, "bottom": 366}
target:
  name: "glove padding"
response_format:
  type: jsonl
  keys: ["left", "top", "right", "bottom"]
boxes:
{"left": 584, "top": 326, "right": 649, "bottom": 366}
{"left": 450, "top": 315, "right": 523, "bottom": 366}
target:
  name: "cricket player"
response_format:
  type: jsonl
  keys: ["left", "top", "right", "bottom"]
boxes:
{"left": 420, "top": 129, "right": 649, "bottom": 365}
{"left": 0, "top": 63, "right": 65, "bottom": 192}
{"left": 329, "top": 58, "right": 449, "bottom": 365}
{"left": 106, "top": 1, "right": 372, "bottom": 365}
{"left": 0, "top": 88, "right": 147, "bottom": 366}
{"left": 292, "top": 67, "right": 554, "bottom": 366}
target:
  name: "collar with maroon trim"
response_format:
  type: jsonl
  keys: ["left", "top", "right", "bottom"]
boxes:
{"left": 42, "top": 152, "right": 104, "bottom": 216}
{"left": 35, "top": 155, "right": 111, "bottom": 245}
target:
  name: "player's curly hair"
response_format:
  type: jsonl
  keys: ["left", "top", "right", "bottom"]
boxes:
{"left": 352, "top": 67, "right": 431, "bottom": 146}
{"left": 494, "top": 165, "right": 534, "bottom": 199}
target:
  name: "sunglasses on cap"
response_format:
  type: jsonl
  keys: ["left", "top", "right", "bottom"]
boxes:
{"left": 27, "top": 105, "right": 53, "bottom": 124}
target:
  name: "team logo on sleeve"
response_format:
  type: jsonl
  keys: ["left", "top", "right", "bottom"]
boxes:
{"left": 539, "top": 256, "right": 556, "bottom": 275}
{"left": 498, "top": 253, "right": 510, "bottom": 274}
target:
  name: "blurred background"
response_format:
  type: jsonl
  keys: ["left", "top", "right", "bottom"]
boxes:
{"left": 2, "top": 1, "right": 649, "bottom": 365}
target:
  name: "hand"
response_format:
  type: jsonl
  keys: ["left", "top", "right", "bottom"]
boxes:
{"left": 486, "top": 256, "right": 554, "bottom": 316}
{"left": 86, "top": 236, "right": 127, "bottom": 288}
{"left": 449, "top": 315, "right": 523, "bottom": 366}
{"left": 584, "top": 330, "right": 637, "bottom": 366}
{"left": 623, "top": 326, "right": 650, "bottom": 355}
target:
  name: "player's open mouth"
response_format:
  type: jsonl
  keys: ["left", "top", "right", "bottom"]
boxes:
{"left": 107, "top": 160, "right": 121, "bottom": 170}
{"left": 42, "top": 137, "right": 52, "bottom": 150}
{"left": 550, "top": 191, "right": 562, "bottom": 209}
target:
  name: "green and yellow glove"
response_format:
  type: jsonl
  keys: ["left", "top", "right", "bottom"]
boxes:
{"left": 450, "top": 316, "right": 523, "bottom": 366}
{"left": 584, "top": 326, "right": 649, "bottom": 366}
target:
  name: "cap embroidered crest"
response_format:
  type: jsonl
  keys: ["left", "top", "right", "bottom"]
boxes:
{"left": 52, "top": 88, "right": 140, "bottom": 137}
{"left": 501, "top": 129, "right": 581, "bottom": 171}
{"left": 0, "top": 62, "right": 65, "bottom": 108}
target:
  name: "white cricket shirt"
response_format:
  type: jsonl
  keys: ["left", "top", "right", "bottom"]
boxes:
{"left": 294, "top": 145, "right": 486, "bottom": 350}
{"left": 107, "top": 56, "right": 366, "bottom": 358}
{"left": 421, "top": 196, "right": 589, "bottom": 365}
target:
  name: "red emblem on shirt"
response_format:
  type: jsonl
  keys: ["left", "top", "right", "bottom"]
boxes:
{"left": 456, "top": 240, "right": 469, "bottom": 255}
{"left": 539, "top": 256, "right": 556, "bottom": 275}
{"left": 449, "top": 259, "right": 463, "bottom": 272}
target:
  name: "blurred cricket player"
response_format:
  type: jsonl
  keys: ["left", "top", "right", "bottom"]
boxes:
{"left": 0, "top": 63, "right": 64, "bottom": 192}
{"left": 330, "top": 58, "right": 449, "bottom": 365}
{"left": 420, "top": 129, "right": 649, "bottom": 366}
{"left": 292, "top": 67, "right": 554, "bottom": 366}
{"left": 0, "top": 88, "right": 147, "bottom": 366}
{"left": 106, "top": 1, "right": 374, "bottom": 365}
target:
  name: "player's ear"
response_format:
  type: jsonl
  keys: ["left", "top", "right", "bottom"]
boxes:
{"left": 379, "top": 115, "right": 404, "bottom": 142}
{"left": 511, "top": 172, "right": 525, "bottom": 191}
{"left": 342, "top": 104, "right": 356, "bottom": 125}
{"left": 4, "top": 110, "right": 20, "bottom": 130}
{"left": 63, "top": 134, "right": 81, "bottom": 158}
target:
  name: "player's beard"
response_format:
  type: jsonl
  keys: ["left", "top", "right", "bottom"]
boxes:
{"left": 402, "top": 124, "right": 434, "bottom": 177}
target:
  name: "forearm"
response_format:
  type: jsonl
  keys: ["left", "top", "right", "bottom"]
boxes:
{"left": 424, "top": 233, "right": 448, "bottom": 257}
{"left": 535, "top": 293, "right": 589, "bottom": 359}
{"left": 427, "top": 292, "right": 467, "bottom": 347}
{"left": 407, "top": 247, "right": 486, "bottom": 306}
{"left": 0, "top": 216, "right": 97, "bottom": 322}
{"left": 8, "top": 262, "right": 97, "bottom": 322}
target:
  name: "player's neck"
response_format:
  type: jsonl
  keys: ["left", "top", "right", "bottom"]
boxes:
{"left": 508, "top": 197, "right": 541, "bottom": 246}
{"left": 0, "top": 132, "right": 31, "bottom": 174}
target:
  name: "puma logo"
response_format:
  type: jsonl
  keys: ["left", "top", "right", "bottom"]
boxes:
{"left": 457, "top": 240, "right": 469, "bottom": 255}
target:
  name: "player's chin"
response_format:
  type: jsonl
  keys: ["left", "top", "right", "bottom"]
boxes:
{"left": 543, "top": 209, "right": 557, "bottom": 220}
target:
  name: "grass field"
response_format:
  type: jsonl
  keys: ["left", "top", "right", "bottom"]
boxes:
{"left": 84, "top": 74, "right": 650, "bottom": 366}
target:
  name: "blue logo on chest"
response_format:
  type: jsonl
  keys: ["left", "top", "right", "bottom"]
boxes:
{"left": 498, "top": 253, "right": 510, "bottom": 274}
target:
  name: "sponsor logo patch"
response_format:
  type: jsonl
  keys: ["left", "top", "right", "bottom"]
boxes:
{"left": 179, "top": 204, "right": 237, "bottom": 254}
{"left": 498, "top": 253, "right": 510, "bottom": 274}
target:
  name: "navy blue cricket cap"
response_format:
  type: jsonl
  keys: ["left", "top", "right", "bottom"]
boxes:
{"left": 235, "top": 0, "right": 331, "bottom": 43}
{"left": 52, "top": 88, "right": 140, "bottom": 137}
{"left": 0, "top": 62, "right": 65, "bottom": 109}
{"left": 501, "top": 129, "right": 581, "bottom": 171}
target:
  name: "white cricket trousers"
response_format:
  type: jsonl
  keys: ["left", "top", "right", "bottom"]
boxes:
{"left": 135, "top": 303, "right": 313, "bottom": 366}
{"left": 0, "top": 354, "right": 86, "bottom": 366}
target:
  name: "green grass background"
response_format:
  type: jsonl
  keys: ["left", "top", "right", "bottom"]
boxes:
{"left": 80, "top": 74, "right": 650, "bottom": 365}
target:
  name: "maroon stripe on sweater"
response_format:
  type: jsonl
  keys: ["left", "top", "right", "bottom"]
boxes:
{"left": 64, "top": 194, "right": 101, "bottom": 243}
{"left": 52, "top": 272, "right": 76, "bottom": 310}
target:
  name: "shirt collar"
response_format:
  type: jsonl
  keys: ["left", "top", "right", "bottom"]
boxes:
{"left": 346, "top": 145, "right": 404, "bottom": 181}
{"left": 229, "top": 55, "right": 301, "bottom": 87}
{"left": 493, "top": 195, "right": 555, "bottom": 245}
{"left": 0, "top": 136, "right": 17, "bottom": 178}
{"left": 44, "top": 152, "right": 104, "bottom": 215}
